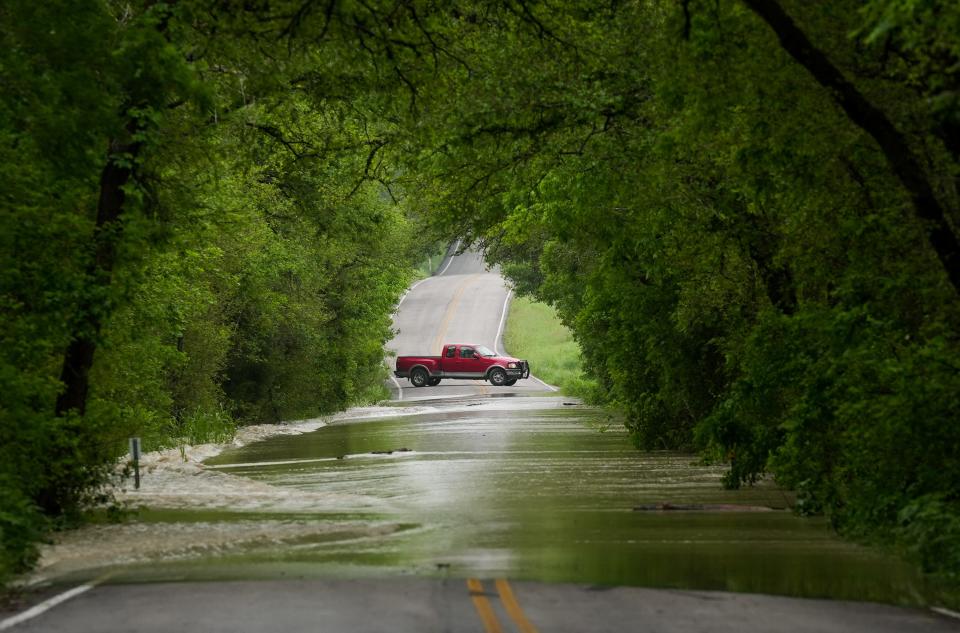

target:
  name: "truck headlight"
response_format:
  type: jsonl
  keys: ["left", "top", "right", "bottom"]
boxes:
{"left": 507, "top": 362, "right": 517, "bottom": 368}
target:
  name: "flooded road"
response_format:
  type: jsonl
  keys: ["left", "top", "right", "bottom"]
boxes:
{"left": 16, "top": 413, "right": 959, "bottom": 631}
{"left": 13, "top": 250, "right": 956, "bottom": 633}
{"left": 178, "top": 395, "right": 930, "bottom": 605}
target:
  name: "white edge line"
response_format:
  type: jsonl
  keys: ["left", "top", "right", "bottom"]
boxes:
{"left": 390, "top": 272, "right": 434, "bottom": 402}
{"left": 493, "top": 287, "right": 512, "bottom": 356}
{"left": 531, "top": 373, "right": 560, "bottom": 393}
{"left": 395, "top": 277, "right": 428, "bottom": 312}
{"left": 398, "top": 239, "right": 462, "bottom": 311}
{"left": 932, "top": 606, "right": 960, "bottom": 620}
{"left": 393, "top": 237, "right": 461, "bottom": 313}
{"left": 492, "top": 286, "right": 561, "bottom": 393}
{"left": 389, "top": 374, "right": 404, "bottom": 401}
{"left": 436, "top": 239, "right": 461, "bottom": 277}
{"left": 389, "top": 239, "right": 460, "bottom": 401}
{"left": 0, "top": 583, "right": 96, "bottom": 631}
{"left": 390, "top": 275, "right": 430, "bottom": 400}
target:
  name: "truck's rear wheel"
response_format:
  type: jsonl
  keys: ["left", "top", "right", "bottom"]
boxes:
{"left": 503, "top": 378, "right": 517, "bottom": 386}
{"left": 411, "top": 367, "right": 429, "bottom": 387}
{"left": 488, "top": 368, "right": 507, "bottom": 386}
{"left": 428, "top": 377, "right": 441, "bottom": 386}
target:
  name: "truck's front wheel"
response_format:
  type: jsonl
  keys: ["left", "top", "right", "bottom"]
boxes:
{"left": 411, "top": 367, "right": 429, "bottom": 387}
{"left": 488, "top": 368, "right": 507, "bottom": 386}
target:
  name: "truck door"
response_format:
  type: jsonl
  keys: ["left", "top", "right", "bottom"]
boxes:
{"left": 442, "top": 345, "right": 456, "bottom": 376}
{"left": 452, "top": 346, "right": 485, "bottom": 378}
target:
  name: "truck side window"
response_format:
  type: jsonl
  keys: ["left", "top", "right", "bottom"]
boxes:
{"left": 446, "top": 346, "right": 456, "bottom": 358}
{"left": 461, "top": 347, "right": 474, "bottom": 359}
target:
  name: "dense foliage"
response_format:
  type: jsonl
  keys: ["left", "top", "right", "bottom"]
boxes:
{"left": 2, "top": 0, "right": 959, "bottom": 588}
{"left": 387, "top": 1, "right": 960, "bottom": 581}
{"left": 0, "top": 0, "right": 427, "bottom": 583}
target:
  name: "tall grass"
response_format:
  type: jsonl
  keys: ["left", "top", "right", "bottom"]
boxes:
{"left": 133, "top": 406, "right": 236, "bottom": 453}
{"left": 503, "top": 296, "right": 595, "bottom": 397}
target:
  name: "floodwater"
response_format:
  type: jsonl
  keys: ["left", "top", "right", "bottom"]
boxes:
{"left": 47, "top": 394, "right": 944, "bottom": 606}
{"left": 197, "top": 395, "right": 939, "bottom": 604}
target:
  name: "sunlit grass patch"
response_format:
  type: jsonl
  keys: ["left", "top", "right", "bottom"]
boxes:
{"left": 503, "top": 296, "right": 594, "bottom": 397}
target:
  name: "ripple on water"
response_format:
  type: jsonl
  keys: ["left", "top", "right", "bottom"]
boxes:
{"left": 34, "top": 397, "right": 946, "bottom": 606}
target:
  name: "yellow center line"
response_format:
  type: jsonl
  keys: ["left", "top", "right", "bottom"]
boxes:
{"left": 467, "top": 579, "right": 504, "bottom": 633}
{"left": 495, "top": 579, "right": 540, "bottom": 633}
{"left": 430, "top": 274, "right": 482, "bottom": 355}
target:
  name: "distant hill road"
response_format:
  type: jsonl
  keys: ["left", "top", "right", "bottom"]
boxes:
{"left": 387, "top": 247, "right": 551, "bottom": 400}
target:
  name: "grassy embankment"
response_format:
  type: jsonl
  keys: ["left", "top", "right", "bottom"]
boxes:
{"left": 503, "top": 296, "right": 594, "bottom": 397}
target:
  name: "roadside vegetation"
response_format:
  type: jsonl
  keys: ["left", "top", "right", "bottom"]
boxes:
{"left": 1, "top": 0, "right": 959, "bottom": 595}
{"left": 416, "top": 242, "right": 453, "bottom": 278}
{"left": 395, "top": 1, "right": 960, "bottom": 587}
{"left": 503, "top": 297, "right": 593, "bottom": 398}
{"left": 0, "top": 2, "right": 437, "bottom": 586}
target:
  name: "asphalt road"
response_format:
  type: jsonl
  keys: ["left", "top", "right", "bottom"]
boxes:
{"left": 5, "top": 577, "right": 958, "bottom": 633}
{"left": 387, "top": 247, "right": 553, "bottom": 400}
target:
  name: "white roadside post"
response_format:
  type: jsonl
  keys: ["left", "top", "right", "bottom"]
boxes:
{"left": 129, "top": 436, "right": 141, "bottom": 489}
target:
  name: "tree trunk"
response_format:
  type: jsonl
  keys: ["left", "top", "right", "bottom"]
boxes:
{"left": 55, "top": 131, "right": 140, "bottom": 417}
{"left": 748, "top": 242, "right": 797, "bottom": 316}
{"left": 740, "top": 0, "right": 960, "bottom": 295}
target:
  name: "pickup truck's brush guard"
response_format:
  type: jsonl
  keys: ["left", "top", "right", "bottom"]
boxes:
{"left": 395, "top": 343, "right": 531, "bottom": 387}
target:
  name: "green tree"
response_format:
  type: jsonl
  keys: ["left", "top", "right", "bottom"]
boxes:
{"left": 0, "top": 0, "right": 424, "bottom": 581}
{"left": 387, "top": 0, "right": 960, "bottom": 580}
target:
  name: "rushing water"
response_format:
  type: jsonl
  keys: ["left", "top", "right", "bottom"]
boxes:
{"left": 44, "top": 395, "right": 941, "bottom": 606}
{"left": 184, "top": 395, "right": 935, "bottom": 605}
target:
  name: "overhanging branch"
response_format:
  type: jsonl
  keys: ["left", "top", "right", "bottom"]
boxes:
{"left": 740, "top": 0, "right": 960, "bottom": 294}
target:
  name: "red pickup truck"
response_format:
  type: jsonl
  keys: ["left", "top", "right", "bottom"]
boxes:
{"left": 395, "top": 343, "right": 531, "bottom": 387}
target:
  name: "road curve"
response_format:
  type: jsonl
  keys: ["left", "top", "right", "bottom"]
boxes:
{"left": 387, "top": 247, "right": 549, "bottom": 400}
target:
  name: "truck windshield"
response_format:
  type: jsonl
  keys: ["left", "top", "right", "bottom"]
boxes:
{"left": 474, "top": 345, "right": 495, "bottom": 357}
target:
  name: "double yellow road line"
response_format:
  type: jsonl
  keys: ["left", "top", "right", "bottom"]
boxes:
{"left": 467, "top": 578, "right": 539, "bottom": 633}
{"left": 428, "top": 274, "right": 495, "bottom": 395}
{"left": 430, "top": 273, "right": 483, "bottom": 355}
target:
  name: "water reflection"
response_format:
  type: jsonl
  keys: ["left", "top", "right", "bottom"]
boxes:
{"left": 199, "top": 397, "right": 938, "bottom": 605}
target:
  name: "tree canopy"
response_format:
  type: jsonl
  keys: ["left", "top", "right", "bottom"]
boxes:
{"left": 2, "top": 0, "right": 959, "bottom": 585}
{"left": 387, "top": 0, "right": 960, "bottom": 581}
